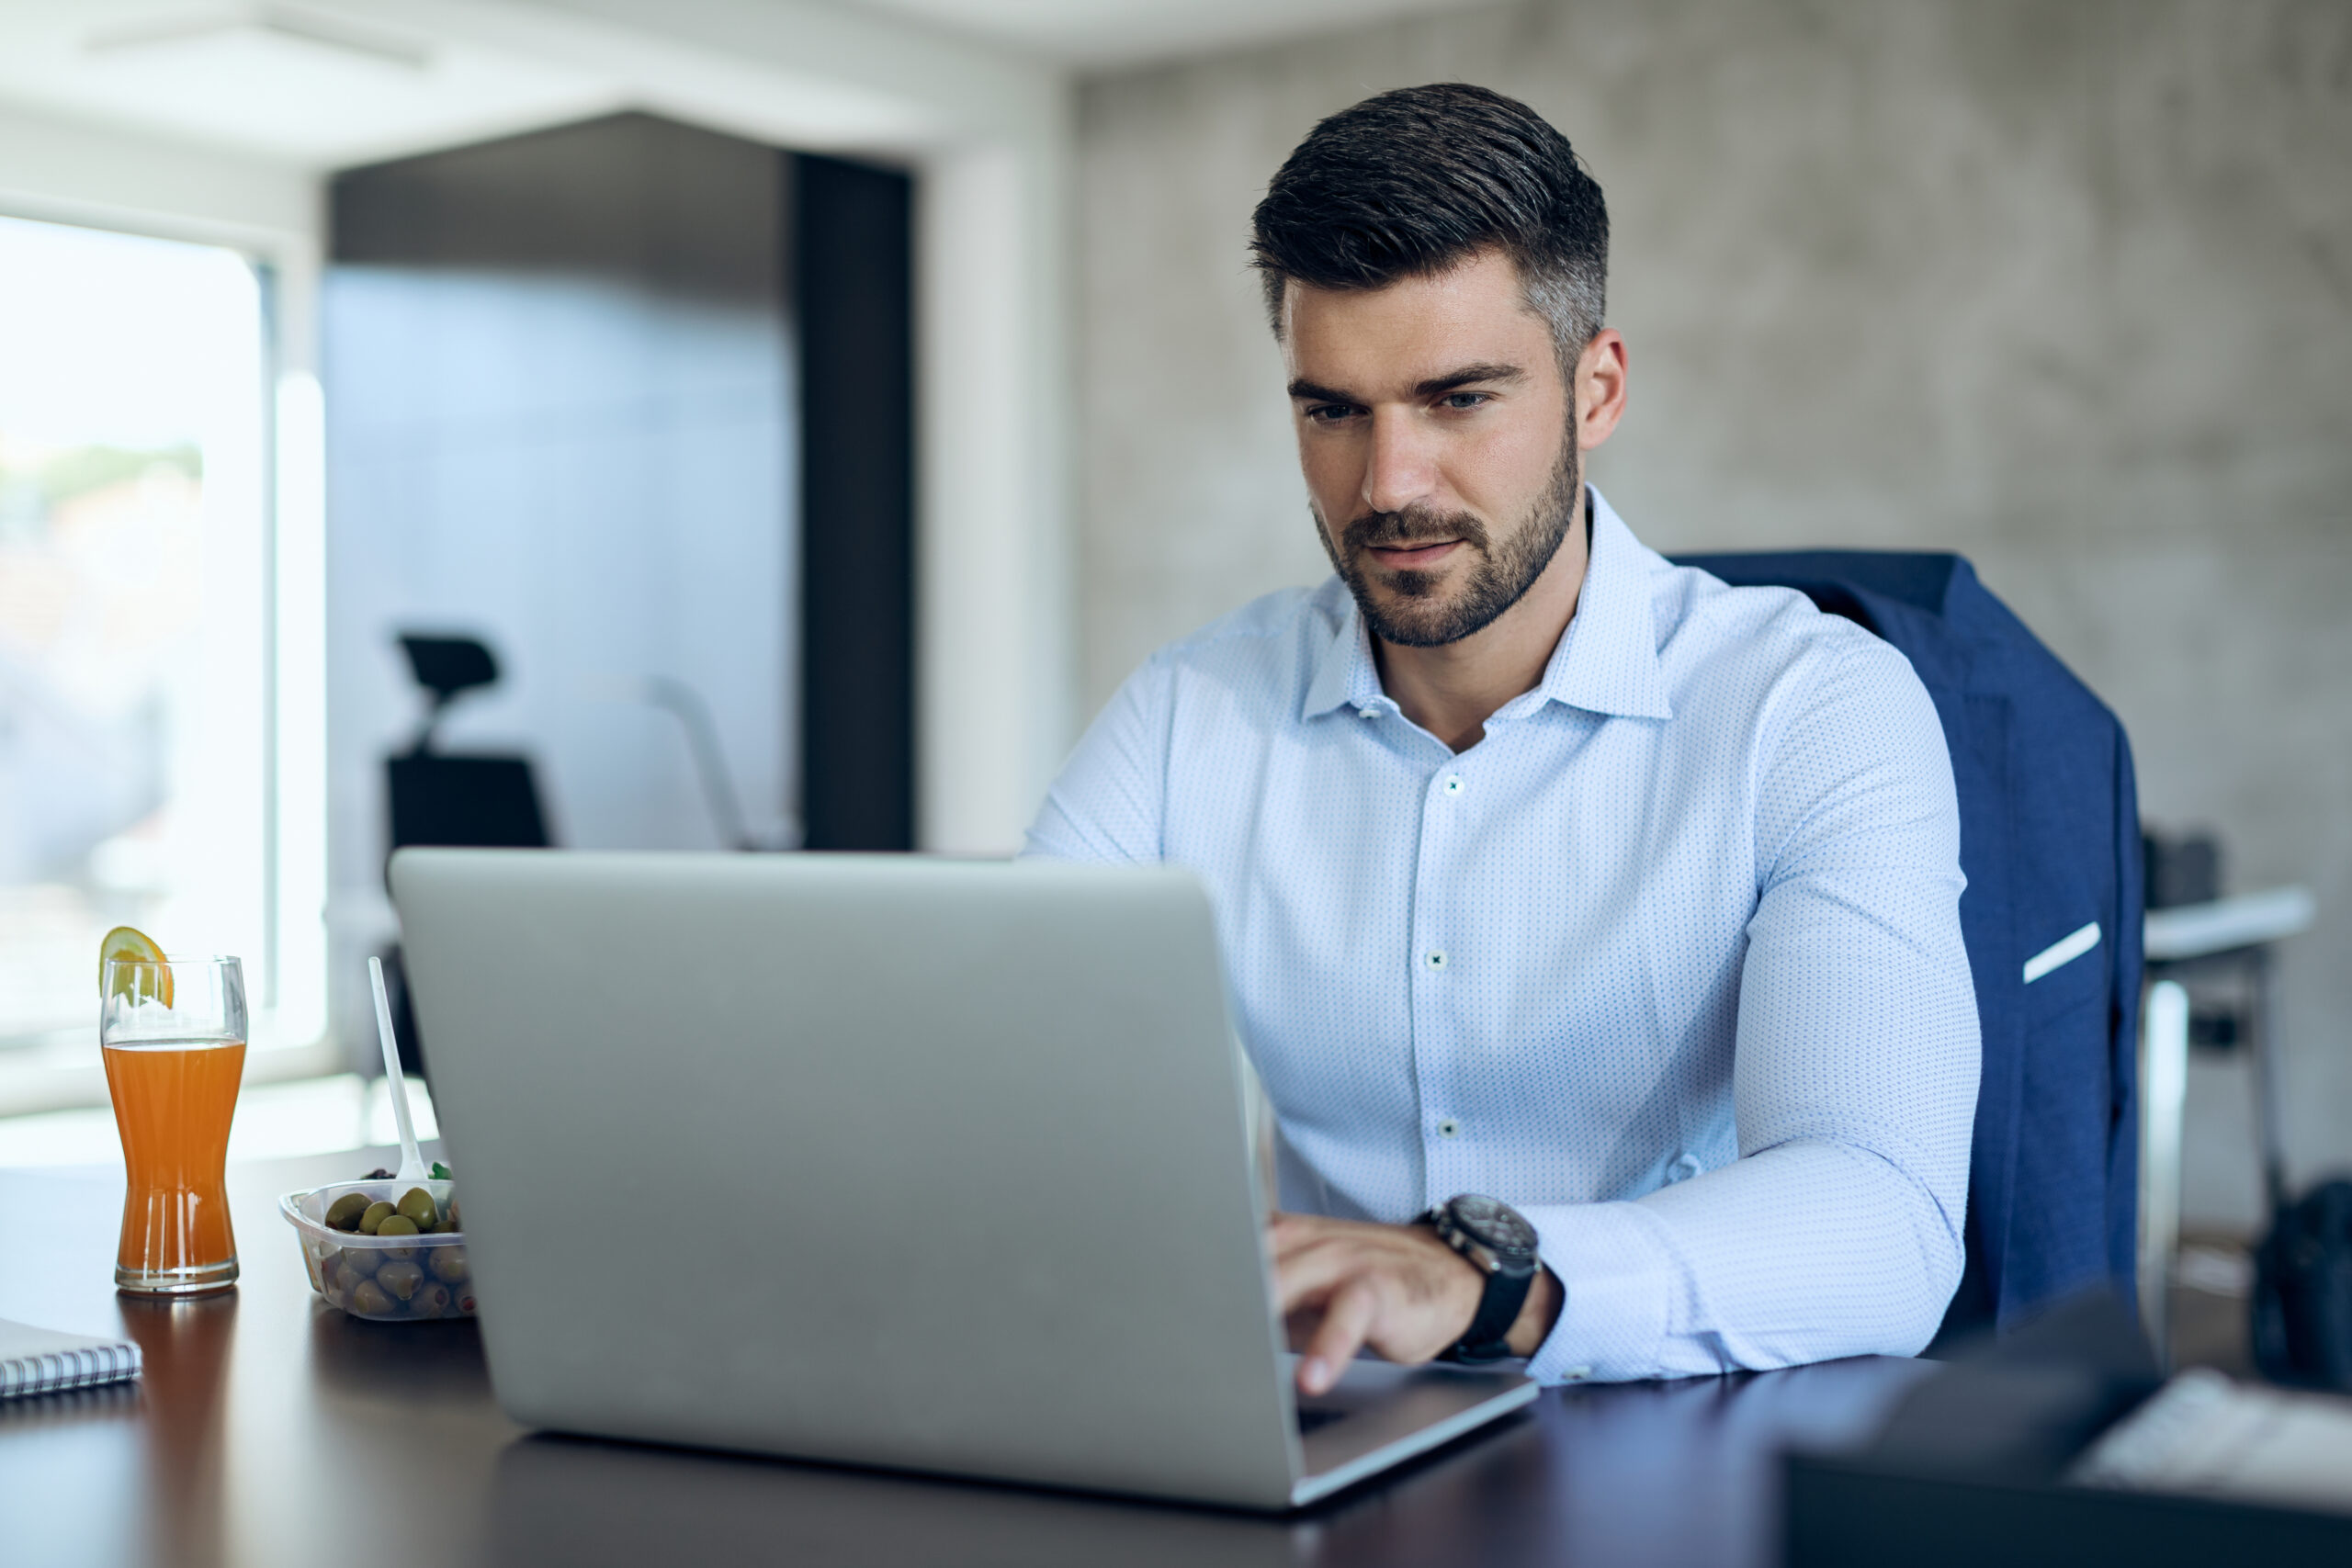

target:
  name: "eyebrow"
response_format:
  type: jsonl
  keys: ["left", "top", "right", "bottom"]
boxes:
{"left": 1414, "top": 362, "right": 1525, "bottom": 397}
{"left": 1286, "top": 362, "right": 1527, "bottom": 404}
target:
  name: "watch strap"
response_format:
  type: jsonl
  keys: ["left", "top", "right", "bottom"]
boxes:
{"left": 1449, "top": 1255, "right": 1535, "bottom": 1363}
{"left": 1422, "top": 1201, "right": 1539, "bottom": 1363}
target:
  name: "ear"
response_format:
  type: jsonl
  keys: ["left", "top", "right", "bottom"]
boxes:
{"left": 1572, "top": 329, "right": 1629, "bottom": 452}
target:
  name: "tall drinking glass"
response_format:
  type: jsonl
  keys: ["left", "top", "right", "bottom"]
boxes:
{"left": 101, "top": 956, "right": 247, "bottom": 1294}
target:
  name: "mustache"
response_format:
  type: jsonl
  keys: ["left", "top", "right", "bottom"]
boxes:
{"left": 1340, "top": 505, "right": 1492, "bottom": 558}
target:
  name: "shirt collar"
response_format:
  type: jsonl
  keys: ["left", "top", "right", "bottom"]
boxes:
{"left": 1301, "top": 487, "right": 1675, "bottom": 724}
{"left": 1532, "top": 487, "right": 1676, "bottom": 721}
{"left": 1301, "top": 596, "right": 1385, "bottom": 719}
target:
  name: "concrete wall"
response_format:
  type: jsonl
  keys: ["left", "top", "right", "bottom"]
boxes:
{"left": 1073, "top": 0, "right": 2352, "bottom": 1228}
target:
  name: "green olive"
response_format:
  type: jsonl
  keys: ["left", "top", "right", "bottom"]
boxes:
{"left": 447, "top": 1200, "right": 462, "bottom": 1229}
{"left": 375, "top": 1214, "right": 420, "bottom": 1261}
{"left": 323, "top": 1192, "right": 371, "bottom": 1231}
{"left": 335, "top": 1248, "right": 379, "bottom": 1286}
{"left": 429, "top": 1219, "right": 458, "bottom": 1235}
{"left": 358, "top": 1201, "right": 395, "bottom": 1235}
{"left": 428, "top": 1246, "right": 469, "bottom": 1284}
{"left": 349, "top": 1279, "right": 394, "bottom": 1315}
{"left": 395, "top": 1188, "right": 438, "bottom": 1228}
{"left": 411, "top": 1282, "right": 453, "bottom": 1317}
{"left": 377, "top": 1260, "right": 424, "bottom": 1301}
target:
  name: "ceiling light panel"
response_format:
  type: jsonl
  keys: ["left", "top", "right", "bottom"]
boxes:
{"left": 88, "top": 5, "right": 435, "bottom": 71}
{"left": 810, "top": 0, "right": 1489, "bottom": 69}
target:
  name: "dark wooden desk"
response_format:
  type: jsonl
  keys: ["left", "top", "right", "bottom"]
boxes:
{"left": 0, "top": 1154, "right": 1932, "bottom": 1568}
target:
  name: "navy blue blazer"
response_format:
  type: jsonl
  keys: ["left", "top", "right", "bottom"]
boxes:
{"left": 1673, "top": 550, "right": 2143, "bottom": 1336}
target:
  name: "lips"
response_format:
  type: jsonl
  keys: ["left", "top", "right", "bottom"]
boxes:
{"left": 1336, "top": 504, "right": 1491, "bottom": 577}
{"left": 1365, "top": 538, "right": 1464, "bottom": 570}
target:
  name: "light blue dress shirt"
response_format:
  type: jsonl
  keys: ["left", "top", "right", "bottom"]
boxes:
{"left": 1026, "top": 490, "right": 1980, "bottom": 1383}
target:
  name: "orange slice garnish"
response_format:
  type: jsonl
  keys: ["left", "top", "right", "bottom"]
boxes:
{"left": 98, "top": 926, "right": 173, "bottom": 1008}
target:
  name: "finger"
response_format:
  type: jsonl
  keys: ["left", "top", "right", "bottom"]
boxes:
{"left": 1273, "top": 1234, "right": 1370, "bottom": 1315}
{"left": 1266, "top": 1212, "right": 1336, "bottom": 1262}
{"left": 1300, "top": 1279, "right": 1380, "bottom": 1397}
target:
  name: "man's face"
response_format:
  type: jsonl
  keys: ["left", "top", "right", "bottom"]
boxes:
{"left": 1283, "top": 250, "right": 1577, "bottom": 648}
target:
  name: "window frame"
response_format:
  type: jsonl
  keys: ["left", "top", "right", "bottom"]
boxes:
{"left": 0, "top": 197, "right": 334, "bottom": 1115}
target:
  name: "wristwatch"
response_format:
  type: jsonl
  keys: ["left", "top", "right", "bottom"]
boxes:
{"left": 1418, "top": 1194, "right": 1543, "bottom": 1363}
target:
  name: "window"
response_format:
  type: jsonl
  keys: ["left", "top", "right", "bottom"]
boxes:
{"left": 0, "top": 212, "right": 323, "bottom": 1101}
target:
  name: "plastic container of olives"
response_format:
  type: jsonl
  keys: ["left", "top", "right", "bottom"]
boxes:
{"left": 278, "top": 1179, "right": 476, "bottom": 1322}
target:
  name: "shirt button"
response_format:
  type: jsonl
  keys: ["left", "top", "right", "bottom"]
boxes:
{"left": 1442, "top": 774, "right": 1464, "bottom": 795}
{"left": 1357, "top": 705, "right": 1379, "bottom": 720}
{"left": 1425, "top": 950, "right": 1448, "bottom": 969}
{"left": 1437, "top": 1118, "right": 1461, "bottom": 1138}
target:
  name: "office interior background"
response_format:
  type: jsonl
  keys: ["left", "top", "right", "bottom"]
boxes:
{"left": 0, "top": 0, "right": 2344, "bottom": 1325}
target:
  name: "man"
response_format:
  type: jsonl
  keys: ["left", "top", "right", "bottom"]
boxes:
{"left": 1027, "top": 85, "right": 1979, "bottom": 1389}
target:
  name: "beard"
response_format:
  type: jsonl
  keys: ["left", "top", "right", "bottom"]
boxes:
{"left": 1314, "top": 428, "right": 1582, "bottom": 649}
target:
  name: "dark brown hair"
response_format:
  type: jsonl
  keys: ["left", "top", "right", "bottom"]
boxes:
{"left": 1250, "top": 84, "right": 1609, "bottom": 363}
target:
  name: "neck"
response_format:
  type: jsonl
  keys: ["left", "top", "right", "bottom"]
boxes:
{"left": 1373, "top": 494, "right": 1590, "bottom": 752}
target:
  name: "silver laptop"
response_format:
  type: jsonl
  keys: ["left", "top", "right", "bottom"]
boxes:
{"left": 390, "top": 849, "right": 1536, "bottom": 1510}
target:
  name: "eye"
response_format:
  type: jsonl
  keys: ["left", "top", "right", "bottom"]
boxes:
{"left": 1441, "top": 391, "right": 1491, "bottom": 411}
{"left": 1303, "top": 403, "right": 1359, "bottom": 424}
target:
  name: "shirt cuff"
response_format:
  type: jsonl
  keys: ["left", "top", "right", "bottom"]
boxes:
{"left": 1518, "top": 1200, "right": 1676, "bottom": 1383}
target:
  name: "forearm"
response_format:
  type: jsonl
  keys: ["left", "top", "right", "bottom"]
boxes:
{"left": 1518, "top": 1136, "right": 1965, "bottom": 1382}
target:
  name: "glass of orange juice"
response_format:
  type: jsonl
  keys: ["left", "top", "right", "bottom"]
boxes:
{"left": 101, "top": 953, "right": 248, "bottom": 1295}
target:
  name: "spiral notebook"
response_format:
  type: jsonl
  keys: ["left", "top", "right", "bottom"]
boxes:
{"left": 0, "top": 1316, "right": 142, "bottom": 1399}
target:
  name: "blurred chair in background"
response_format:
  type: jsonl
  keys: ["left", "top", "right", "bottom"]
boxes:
{"left": 379, "top": 632, "right": 553, "bottom": 1080}
{"left": 2138, "top": 832, "right": 2329, "bottom": 1385}
{"left": 386, "top": 634, "right": 553, "bottom": 860}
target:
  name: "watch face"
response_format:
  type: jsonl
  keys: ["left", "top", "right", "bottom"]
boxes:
{"left": 1449, "top": 1194, "right": 1537, "bottom": 1257}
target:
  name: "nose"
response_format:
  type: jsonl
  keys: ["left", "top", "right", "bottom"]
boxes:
{"left": 1361, "top": 405, "right": 1441, "bottom": 517}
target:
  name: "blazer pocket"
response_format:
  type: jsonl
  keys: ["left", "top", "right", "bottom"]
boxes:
{"left": 2022, "top": 918, "right": 2105, "bottom": 1019}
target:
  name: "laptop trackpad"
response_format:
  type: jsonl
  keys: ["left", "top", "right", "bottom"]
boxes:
{"left": 1291, "top": 1357, "right": 1538, "bottom": 1479}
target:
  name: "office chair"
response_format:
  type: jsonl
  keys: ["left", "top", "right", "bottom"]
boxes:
{"left": 1671, "top": 550, "right": 2144, "bottom": 1340}
{"left": 387, "top": 635, "right": 552, "bottom": 855}
{"left": 380, "top": 634, "right": 554, "bottom": 1078}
